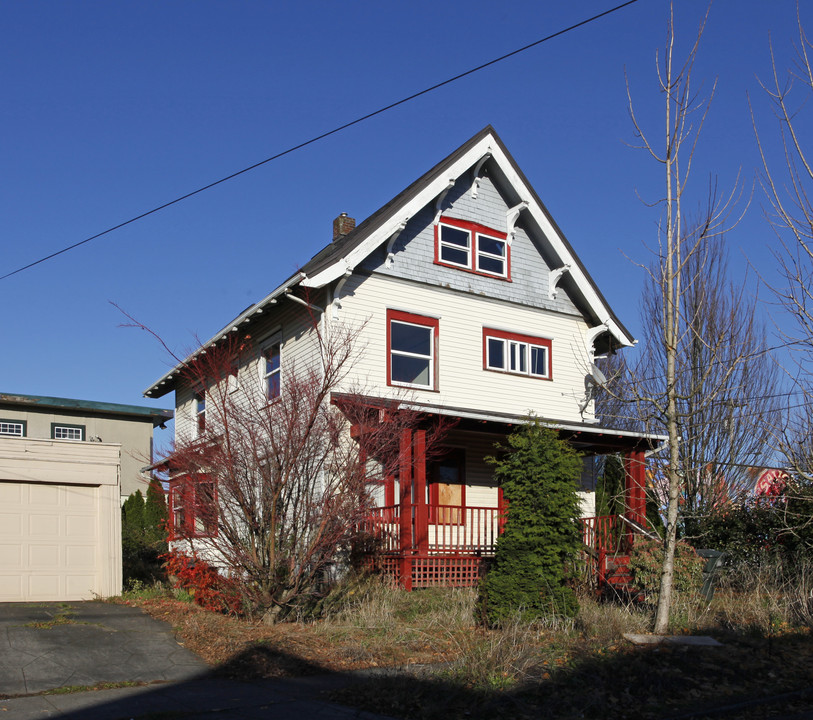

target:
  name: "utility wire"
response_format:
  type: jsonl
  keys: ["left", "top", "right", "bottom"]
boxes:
{"left": 606, "top": 337, "right": 813, "bottom": 387}
{"left": 0, "top": 0, "right": 640, "bottom": 282}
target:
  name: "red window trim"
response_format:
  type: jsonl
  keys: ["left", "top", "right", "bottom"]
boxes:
{"left": 482, "top": 327, "right": 553, "bottom": 380}
{"left": 434, "top": 216, "right": 512, "bottom": 281}
{"left": 168, "top": 475, "right": 218, "bottom": 540}
{"left": 386, "top": 309, "right": 440, "bottom": 391}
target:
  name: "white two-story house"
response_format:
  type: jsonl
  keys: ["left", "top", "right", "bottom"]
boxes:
{"left": 144, "top": 126, "right": 660, "bottom": 589}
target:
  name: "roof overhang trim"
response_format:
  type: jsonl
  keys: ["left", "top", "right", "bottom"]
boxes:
{"left": 300, "top": 133, "right": 634, "bottom": 349}
{"left": 143, "top": 272, "right": 306, "bottom": 398}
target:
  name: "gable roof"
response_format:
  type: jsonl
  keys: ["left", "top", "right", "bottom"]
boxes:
{"left": 144, "top": 126, "right": 633, "bottom": 399}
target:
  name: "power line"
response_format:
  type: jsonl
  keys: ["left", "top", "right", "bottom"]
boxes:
{"left": 606, "top": 336, "right": 813, "bottom": 387}
{"left": 0, "top": 0, "right": 640, "bottom": 283}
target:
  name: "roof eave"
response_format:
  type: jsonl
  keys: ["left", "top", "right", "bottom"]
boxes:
{"left": 142, "top": 271, "right": 306, "bottom": 399}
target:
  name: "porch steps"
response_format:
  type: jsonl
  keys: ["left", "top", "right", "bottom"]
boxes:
{"left": 604, "top": 554, "right": 643, "bottom": 601}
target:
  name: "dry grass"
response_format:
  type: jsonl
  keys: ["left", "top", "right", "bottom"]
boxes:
{"left": 115, "top": 569, "right": 813, "bottom": 719}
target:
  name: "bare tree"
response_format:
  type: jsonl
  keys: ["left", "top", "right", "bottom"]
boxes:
{"left": 753, "top": 6, "right": 813, "bottom": 538}
{"left": 128, "top": 307, "right": 448, "bottom": 621}
{"left": 601, "top": 238, "right": 783, "bottom": 535}
{"left": 623, "top": 4, "right": 750, "bottom": 633}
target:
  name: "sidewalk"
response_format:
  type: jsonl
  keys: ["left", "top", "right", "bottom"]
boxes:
{"left": 0, "top": 672, "right": 395, "bottom": 719}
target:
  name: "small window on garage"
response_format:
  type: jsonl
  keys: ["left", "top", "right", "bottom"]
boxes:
{"left": 0, "top": 419, "right": 26, "bottom": 437}
{"left": 51, "top": 423, "right": 85, "bottom": 441}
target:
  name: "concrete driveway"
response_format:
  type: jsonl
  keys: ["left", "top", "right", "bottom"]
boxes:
{"left": 0, "top": 601, "right": 206, "bottom": 696}
{"left": 0, "top": 601, "right": 394, "bottom": 719}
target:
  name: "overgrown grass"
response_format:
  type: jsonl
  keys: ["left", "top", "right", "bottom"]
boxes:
{"left": 120, "top": 579, "right": 193, "bottom": 604}
{"left": 112, "top": 565, "right": 813, "bottom": 719}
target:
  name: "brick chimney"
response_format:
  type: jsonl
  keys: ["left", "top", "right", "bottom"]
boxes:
{"left": 332, "top": 212, "right": 355, "bottom": 242}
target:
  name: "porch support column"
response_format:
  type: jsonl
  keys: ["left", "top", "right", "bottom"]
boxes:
{"left": 413, "top": 429, "right": 428, "bottom": 553}
{"left": 624, "top": 449, "right": 647, "bottom": 547}
{"left": 399, "top": 428, "right": 413, "bottom": 590}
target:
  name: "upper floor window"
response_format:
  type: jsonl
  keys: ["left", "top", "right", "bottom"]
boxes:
{"left": 263, "top": 342, "right": 281, "bottom": 400}
{"left": 0, "top": 420, "right": 25, "bottom": 437}
{"left": 435, "top": 217, "right": 509, "bottom": 279}
{"left": 52, "top": 423, "right": 85, "bottom": 441}
{"left": 483, "top": 328, "right": 552, "bottom": 380}
{"left": 194, "top": 392, "right": 206, "bottom": 436}
{"left": 387, "top": 309, "right": 439, "bottom": 390}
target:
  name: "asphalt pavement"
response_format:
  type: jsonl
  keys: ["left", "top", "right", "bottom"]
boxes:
{"left": 0, "top": 601, "right": 393, "bottom": 719}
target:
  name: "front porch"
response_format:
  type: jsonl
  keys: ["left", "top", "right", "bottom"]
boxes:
{"left": 343, "top": 395, "right": 663, "bottom": 590}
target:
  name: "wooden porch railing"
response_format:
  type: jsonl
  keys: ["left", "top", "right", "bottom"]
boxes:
{"left": 360, "top": 505, "right": 401, "bottom": 553}
{"left": 580, "top": 514, "right": 624, "bottom": 556}
{"left": 430, "top": 505, "right": 501, "bottom": 554}
{"left": 360, "top": 504, "right": 501, "bottom": 556}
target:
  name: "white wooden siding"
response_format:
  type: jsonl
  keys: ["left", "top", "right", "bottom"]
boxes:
{"left": 173, "top": 299, "right": 324, "bottom": 445}
{"left": 335, "top": 273, "right": 593, "bottom": 422}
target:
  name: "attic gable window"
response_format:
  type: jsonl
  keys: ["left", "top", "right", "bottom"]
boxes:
{"left": 435, "top": 217, "right": 509, "bottom": 280}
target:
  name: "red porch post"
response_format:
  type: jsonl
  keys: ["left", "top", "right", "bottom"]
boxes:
{"left": 624, "top": 449, "right": 647, "bottom": 547}
{"left": 413, "top": 429, "right": 428, "bottom": 553}
{"left": 399, "top": 428, "right": 413, "bottom": 590}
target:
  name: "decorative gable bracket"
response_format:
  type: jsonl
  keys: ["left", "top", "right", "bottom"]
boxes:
{"left": 385, "top": 219, "right": 409, "bottom": 269}
{"left": 331, "top": 265, "right": 354, "bottom": 319}
{"left": 470, "top": 152, "right": 492, "bottom": 198}
{"left": 506, "top": 201, "right": 529, "bottom": 246}
{"left": 433, "top": 179, "right": 457, "bottom": 223}
{"left": 548, "top": 264, "right": 571, "bottom": 299}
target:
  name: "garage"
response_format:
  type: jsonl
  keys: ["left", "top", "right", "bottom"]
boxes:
{"left": 0, "top": 438, "right": 121, "bottom": 602}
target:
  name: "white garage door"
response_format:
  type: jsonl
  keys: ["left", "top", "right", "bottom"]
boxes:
{"left": 0, "top": 481, "right": 101, "bottom": 601}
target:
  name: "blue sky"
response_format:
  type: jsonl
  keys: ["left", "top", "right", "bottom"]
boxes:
{"left": 2, "top": 0, "right": 810, "bottom": 428}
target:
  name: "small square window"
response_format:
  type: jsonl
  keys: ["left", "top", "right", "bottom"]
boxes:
{"left": 439, "top": 225, "right": 471, "bottom": 268}
{"left": 0, "top": 420, "right": 25, "bottom": 437}
{"left": 476, "top": 234, "right": 507, "bottom": 277}
{"left": 170, "top": 476, "right": 217, "bottom": 539}
{"left": 52, "top": 424, "right": 85, "bottom": 441}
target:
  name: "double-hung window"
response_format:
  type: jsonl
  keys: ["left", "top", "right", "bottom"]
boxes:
{"left": 0, "top": 420, "right": 25, "bottom": 437}
{"left": 483, "top": 328, "right": 552, "bottom": 379}
{"left": 194, "top": 392, "right": 206, "bottom": 436}
{"left": 387, "top": 309, "right": 439, "bottom": 390}
{"left": 436, "top": 217, "right": 509, "bottom": 279}
{"left": 170, "top": 484, "right": 186, "bottom": 538}
{"left": 170, "top": 476, "right": 218, "bottom": 539}
{"left": 263, "top": 342, "right": 281, "bottom": 401}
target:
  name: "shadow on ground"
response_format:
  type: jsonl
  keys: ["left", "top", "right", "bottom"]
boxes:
{"left": 4, "top": 619, "right": 813, "bottom": 719}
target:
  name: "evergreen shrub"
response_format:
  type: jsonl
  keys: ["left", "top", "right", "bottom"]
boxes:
{"left": 479, "top": 419, "right": 583, "bottom": 625}
{"left": 121, "top": 480, "right": 168, "bottom": 585}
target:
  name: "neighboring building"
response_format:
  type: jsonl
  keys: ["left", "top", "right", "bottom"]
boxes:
{"left": 144, "top": 126, "right": 663, "bottom": 588}
{"left": 0, "top": 393, "right": 172, "bottom": 500}
{"left": 0, "top": 393, "right": 172, "bottom": 601}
